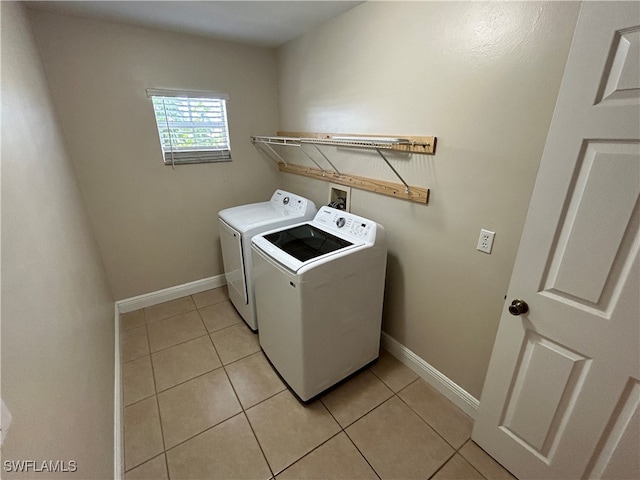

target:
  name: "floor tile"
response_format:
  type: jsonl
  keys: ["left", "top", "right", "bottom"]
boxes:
{"left": 166, "top": 414, "right": 271, "bottom": 480}
{"left": 346, "top": 396, "right": 454, "bottom": 479}
{"left": 321, "top": 370, "right": 393, "bottom": 428}
{"left": 369, "top": 348, "right": 418, "bottom": 393}
{"left": 246, "top": 390, "right": 341, "bottom": 475}
{"left": 121, "top": 325, "right": 150, "bottom": 363}
{"left": 124, "top": 454, "right": 168, "bottom": 480}
{"left": 459, "top": 440, "right": 517, "bottom": 480}
{"left": 147, "top": 310, "right": 206, "bottom": 353}
{"left": 157, "top": 369, "right": 242, "bottom": 449}
{"left": 121, "top": 299, "right": 488, "bottom": 480}
{"left": 199, "top": 300, "right": 242, "bottom": 333}
{"left": 210, "top": 323, "right": 260, "bottom": 365}
{"left": 121, "top": 309, "right": 145, "bottom": 331}
{"left": 432, "top": 454, "right": 483, "bottom": 480}
{"left": 225, "top": 351, "right": 286, "bottom": 409}
{"left": 144, "top": 296, "right": 196, "bottom": 324}
{"left": 124, "top": 397, "right": 164, "bottom": 472}
{"left": 277, "top": 432, "right": 378, "bottom": 480}
{"left": 192, "top": 286, "right": 228, "bottom": 309}
{"left": 123, "top": 355, "right": 155, "bottom": 406}
{"left": 151, "top": 336, "right": 222, "bottom": 392}
{"left": 398, "top": 379, "right": 473, "bottom": 449}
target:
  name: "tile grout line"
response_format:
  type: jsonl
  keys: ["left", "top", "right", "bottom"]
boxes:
{"left": 239, "top": 411, "right": 275, "bottom": 478}
{"left": 153, "top": 311, "right": 216, "bottom": 459}
{"left": 326, "top": 370, "right": 471, "bottom": 480}
{"left": 426, "top": 450, "right": 458, "bottom": 480}
{"left": 144, "top": 307, "right": 171, "bottom": 480}
{"left": 394, "top": 379, "right": 456, "bottom": 448}
{"left": 319, "top": 397, "right": 383, "bottom": 480}
{"left": 128, "top": 293, "right": 238, "bottom": 478}
{"left": 126, "top": 335, "right": 264, "bottom": 408}
{"left": 387, "top": 379, "right": 487, "bottom": 479}
{"left": 224, "top": 352, "right": 296, "bottom": 479}
{"left": 143, "top": 294, "right": 232, "bottom": 328}
{"left": 125, "top": 313, "right": 244, "bottom": 366}
{"left": 121, "top": 292, "right": 222, "bottom": 477}
{"left": 235, "top": 407, "right": 275, "bottom": 478}
{"left": 244, "top": 355, "right": 443, "bottom": 475}
{"left": 394, "top": 377, "right": 474, "bottom": 451}
{"left": 145, "top": 298, "right": 274, "bottom": 474}
{"left": 456, "top": 439, "right": 491, "bottom": 480}
{"left": 158, "top": 412, "right": 248, "bottom": 462}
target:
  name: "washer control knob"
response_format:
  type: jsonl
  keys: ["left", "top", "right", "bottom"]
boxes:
{"left": 336, "top": 217, "right": 346, "bottom": 228}
{"left": 283, "top": 196, "right": 290, "bottom": 205}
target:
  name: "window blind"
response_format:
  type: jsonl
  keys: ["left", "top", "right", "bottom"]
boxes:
{"left": 146, "top": 89, "right": 231, "bottom": 166}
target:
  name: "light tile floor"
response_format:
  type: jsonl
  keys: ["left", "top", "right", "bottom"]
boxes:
{"left": 120, "top": 286, "right": 516, "bottom": 480}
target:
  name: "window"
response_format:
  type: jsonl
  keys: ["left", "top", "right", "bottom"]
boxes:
{"left": 146, "top": 88, "right": 231, "bottom": 166}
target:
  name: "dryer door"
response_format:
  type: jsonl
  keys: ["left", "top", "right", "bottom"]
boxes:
{"left": 219, "top": 218, "right": 248, "bottom": 305}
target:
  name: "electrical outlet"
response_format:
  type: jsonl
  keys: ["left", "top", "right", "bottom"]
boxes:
{"left": 477, "top": 229, "right": 495, "bottom": 254}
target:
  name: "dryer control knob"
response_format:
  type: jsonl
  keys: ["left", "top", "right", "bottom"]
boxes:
{"left": 336, "top": 217, "right": 346, "bottom": 228}
{"left": 283, "top": 196, "right": 290, "bottom": 205}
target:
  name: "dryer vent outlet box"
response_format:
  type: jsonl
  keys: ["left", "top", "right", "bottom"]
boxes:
{"left": 328, "top": 184, "right": 351, "bottom": 212}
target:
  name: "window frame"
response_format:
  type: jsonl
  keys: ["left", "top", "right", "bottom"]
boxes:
{"left": 146, "top": 88, "right": 232, "bottom": 167}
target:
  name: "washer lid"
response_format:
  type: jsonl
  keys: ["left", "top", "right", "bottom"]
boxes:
{"left": 252, "top": 222, "right": 366, "bottom": 273}
{"left": 219, "top": 202, "right": 283, "bottom": 231}
{"left": 218, "top": 190, "right": 316, "bottom": 232}
{"left": 262, "top": 223, "right": 353, "bottom": 263}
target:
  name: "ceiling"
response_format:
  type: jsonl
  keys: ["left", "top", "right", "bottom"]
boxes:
{"left": 24, "top": 1, "right": 363, "bottom": 48}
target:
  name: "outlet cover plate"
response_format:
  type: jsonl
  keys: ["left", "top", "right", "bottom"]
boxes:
{"left": 477, "top": 229, "right": 495, "bottom": 254}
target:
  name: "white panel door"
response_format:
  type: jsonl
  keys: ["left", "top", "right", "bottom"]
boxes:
{"left": 473, "top": 3, "right": 640, "bottom": 479}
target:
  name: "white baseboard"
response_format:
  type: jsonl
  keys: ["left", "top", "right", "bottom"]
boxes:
{"left": 113, "top": 305, "right": 123, "bottom": 480}
{"left": 116, "top": 274, "right": 227, "bottom": 313}
{"left": 381, "top": 331, "right": 480, "bottom": 419}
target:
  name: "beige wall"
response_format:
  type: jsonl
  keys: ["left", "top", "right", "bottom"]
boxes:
{"left": 276, "top": 1, "right": 580, "bottom": 398}
{"left": 18, "top": 1, "right": 580, "bottom": 404}
{"left": 28, "top": 10, "right": 282, "bottom": 300}
{"left": 1, "top": 3, "right": 115, "bottom": 477}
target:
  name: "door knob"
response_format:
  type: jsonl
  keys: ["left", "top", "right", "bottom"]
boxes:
{"left": 509, "top": 299, "right": 529, "bottom": 316}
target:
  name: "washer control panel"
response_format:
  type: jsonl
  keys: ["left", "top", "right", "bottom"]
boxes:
{"left": 271, "top": 190, "right": 312, "bottom": 215}
{"left": 314, "top": 207, "right": 376, "bottom": 242}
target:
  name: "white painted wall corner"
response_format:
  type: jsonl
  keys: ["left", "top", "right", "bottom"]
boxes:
{"left": 113, "top": 304, "right": 123, "bottom": 480}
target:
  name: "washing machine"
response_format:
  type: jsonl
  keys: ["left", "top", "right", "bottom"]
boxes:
{"left": 251, "top": 206, "right": 387, "bottom": 401}
{"left": 218, "top": 190, "right": 316, "bottom": 331}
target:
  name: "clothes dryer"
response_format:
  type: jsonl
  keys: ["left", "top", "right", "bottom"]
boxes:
{"left": 218, "top": 190, "right": 316, "bottom": 330}
{"left": 251, "top": 207, "right": 387, "bottom": 400}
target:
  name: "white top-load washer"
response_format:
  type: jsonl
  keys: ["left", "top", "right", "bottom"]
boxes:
{"left": 251, "top": 206, "right": 387, "bottom": 401}
{"left": 218, "top": 190, "right": 316, "bottom": 331}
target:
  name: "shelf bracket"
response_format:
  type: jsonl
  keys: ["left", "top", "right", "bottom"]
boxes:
{"left": 263, "top": 142, "right": 288, "bottom": 166}
{"left": 310, "top": 144, "right": 343, "bottom": 178}
{"left": 298, "top": 145, "right": 327, "bottom": 176}
{"left": 375, "top": 148, "right": 410, "bottom": 194}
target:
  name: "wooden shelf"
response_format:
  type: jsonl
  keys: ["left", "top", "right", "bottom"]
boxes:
{"left": 251, "top": 131, "right": 436, "bottom": 205}
{"left": 277, "top": 162, "right": 429, "bottom": 204}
